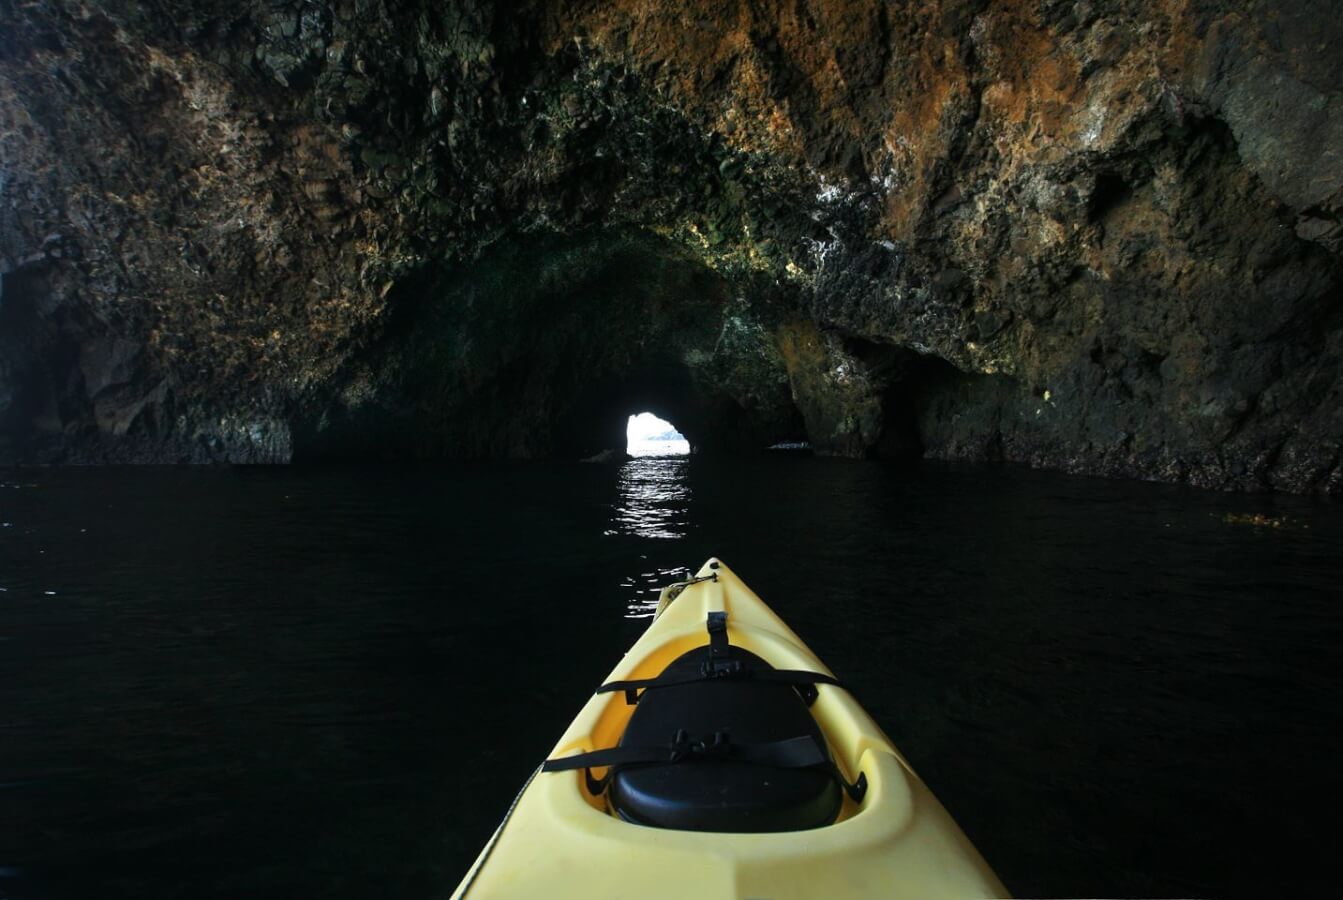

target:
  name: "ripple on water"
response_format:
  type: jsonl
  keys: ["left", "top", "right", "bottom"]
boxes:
{"left": 605, "top": 457, "right": 692, "bottom": 540}
{"left": 619, "top": 566, "right": 693, "bottom": 619}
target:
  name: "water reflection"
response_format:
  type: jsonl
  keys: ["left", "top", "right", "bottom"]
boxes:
{"left": 605, "top": 457, "right": 692, "bottom": 542}
{"left": 627, "top": 438, "right": 691, "bottom": 457}
{"left": 619, "top": 566, "right": 692, "bottom": 619}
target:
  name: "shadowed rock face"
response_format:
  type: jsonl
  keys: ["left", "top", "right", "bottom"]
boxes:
{"left": 0, "top": 0, "right": 1339, "bottom": 491}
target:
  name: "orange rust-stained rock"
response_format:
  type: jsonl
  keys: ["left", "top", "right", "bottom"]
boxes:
{"left": 0, "top": 0, "right": 1339, "bottom": 491}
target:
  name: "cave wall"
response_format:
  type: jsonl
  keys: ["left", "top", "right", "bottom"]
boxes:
{"left": 0, "top": 0, "right": 1339, "bottom": 490}
{"left": 293, "top": 230, "right": 803, "bottom": 460}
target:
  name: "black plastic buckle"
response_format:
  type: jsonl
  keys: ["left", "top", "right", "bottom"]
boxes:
{"left": 668, "top": 729, "right": 731, "bottom": 763}
{"left": 703, "top": 730, "right": 731, "bottom": 759}
{"left": 699, "top": 658, "right": 744, "bottom": 678}
{"left": 702, "top": 610, "right": 738, "bottom": 677}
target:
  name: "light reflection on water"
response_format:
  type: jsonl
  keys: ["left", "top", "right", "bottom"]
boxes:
{"left": 605, "top": 457, "right": 692, "bottom": 542}
{"left": 605, "top": 457, "right": 694, "bottom": 616}
{"left": 626, "top": 438, "right": 690, "bottom": 457}
{"left": 619, "top": 567, "right": 692, "bottom": 619}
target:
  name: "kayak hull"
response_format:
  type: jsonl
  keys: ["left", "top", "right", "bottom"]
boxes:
{"left": 452, "top": 559, "right": 1008, "bottom": 899}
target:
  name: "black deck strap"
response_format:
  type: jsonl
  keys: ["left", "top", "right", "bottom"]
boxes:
{"left": 706, "top": 611, "right": 730, "bottom": 655}
{"left": 543, "top": 732, "right": 830, "bottom": 775}
{"left": 703, "top": 611, "right": 738, "bottom": 677}
{"left": 597, "top": 668, "right": 845, "bottom": 705}
{"left": 598, "top": 609, "right": 845, "bottom": 705}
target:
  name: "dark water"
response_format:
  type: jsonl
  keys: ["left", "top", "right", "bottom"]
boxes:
{"left": 1, "top": 458, "right": 1341, "bottom": 899}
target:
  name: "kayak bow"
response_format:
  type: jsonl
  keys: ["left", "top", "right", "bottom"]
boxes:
{"left": 452, "top": 558, "right": 1007, "bottom": 899}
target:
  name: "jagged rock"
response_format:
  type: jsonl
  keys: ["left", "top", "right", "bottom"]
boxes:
{"left": 0, "top": 0, "right": 1338, "bottom": 492}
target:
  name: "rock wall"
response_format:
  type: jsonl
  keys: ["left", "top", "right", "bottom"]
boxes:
{"left": 1, "top": 1, "right": 1339, "bottom": 491}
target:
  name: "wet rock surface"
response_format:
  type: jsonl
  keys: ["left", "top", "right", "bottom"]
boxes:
{"left": 1, "top": 0, "right": 1339, "bottom": 491}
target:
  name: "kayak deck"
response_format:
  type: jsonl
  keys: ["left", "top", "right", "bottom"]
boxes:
{"left": 452, "top": 558, "right": 1007, "bottom": 899}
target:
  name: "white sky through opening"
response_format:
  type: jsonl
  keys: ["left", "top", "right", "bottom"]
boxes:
{"left": 626, "top": 412, "right": 689, "bottom": 456}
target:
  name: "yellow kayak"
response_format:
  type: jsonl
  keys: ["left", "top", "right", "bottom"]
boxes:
{"left": 452, "top": 558, "right": 1008, "bottom": 899}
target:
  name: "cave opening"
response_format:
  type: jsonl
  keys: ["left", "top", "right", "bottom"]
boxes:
{"left": 292, "top": 230, "right": 812, "bottom": 463}
{"left": 625, "top": 412, "right": 689, "bottom": 457}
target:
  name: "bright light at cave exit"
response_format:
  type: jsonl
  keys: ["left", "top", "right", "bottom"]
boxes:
{"left": 626, "top": 412, "right": 690, "bottom": 457}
